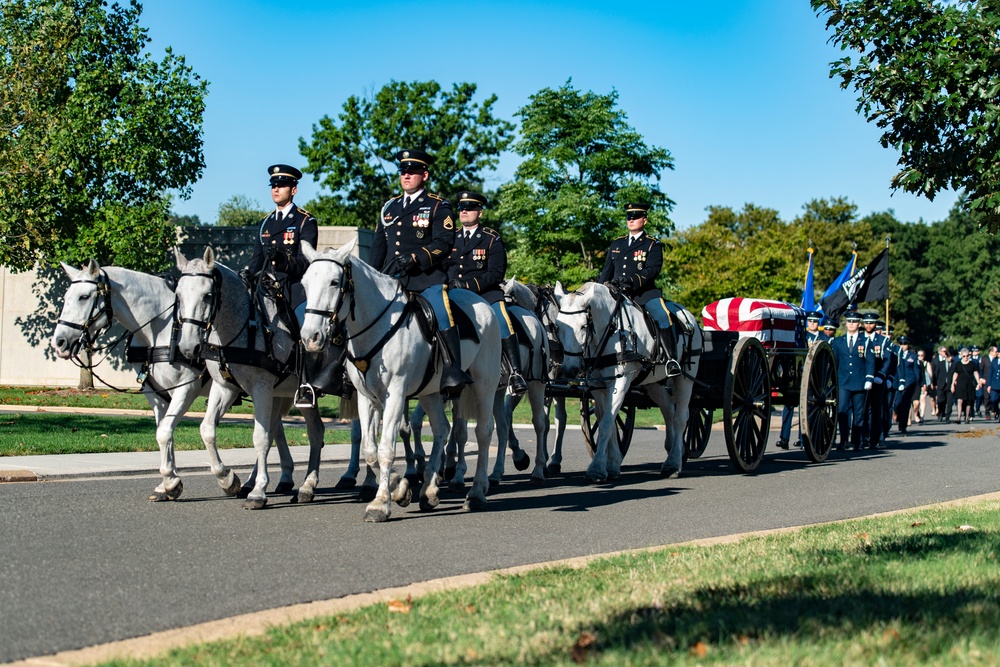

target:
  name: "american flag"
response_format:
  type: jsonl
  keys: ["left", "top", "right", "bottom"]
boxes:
{"left": 701, "top": 298, "right": 806, "bottom": 349}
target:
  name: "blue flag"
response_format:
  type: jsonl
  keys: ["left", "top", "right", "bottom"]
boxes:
{"left": 818, "top": 252, "right": 857, "bottom": 313}
{"left": 801, "top": 249, "right": 815, "bottom": 311}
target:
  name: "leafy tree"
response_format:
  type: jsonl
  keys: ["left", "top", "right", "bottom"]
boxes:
{"left": 299, "top": 81, "right": 514, "bottom": 229}
{"left": 812, "top": 0, "right": 1000, "bottom": 231}
{"left": 663, "top": 204, "right": 803, "bottom": 311}
{"left": 215, "top": 194, "right": 266, "bottom": 227}
{"left": 0, "top": 0, "right": 208, "bottom": 273}
{"left": 499, "top": 80, "right": 675, "bottom": 287}
{"left": 169, "top": 212, "right": 203, "bottom": 227}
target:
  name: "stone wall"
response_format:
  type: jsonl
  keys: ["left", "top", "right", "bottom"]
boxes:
{"left": 0, "top": 226, "right": 372, "bottom": 388}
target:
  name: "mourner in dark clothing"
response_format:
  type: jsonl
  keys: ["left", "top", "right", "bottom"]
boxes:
{"left": 931, "top": 347, "right": 954, "bottom": 422}
{"left": 368, "top": 149, "right": 470, "bottom": 394}
{"left": 950, "top": 347, "right": 980, "bottom": 424}
{"left": 596, "top": 202, "right": 681, "bottom": 376}
{"left": 831, "top": 311, "right": 875, "bottom": 450}
{"left": 244, "top": 164, "right": 319, "bottom": 322}
{"left": 986, "top": 347, "right": 1000, "bottom": 419}
{"left": 445, "top": 190, "right": 526, "bottom": 396}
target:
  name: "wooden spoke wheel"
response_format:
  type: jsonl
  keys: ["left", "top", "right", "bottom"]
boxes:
{"left": 580, "top": 396, "right": 636, "bottom": 459}
{"left": 683, "top": 407, "right": 713, "bottom": 461}
{"left": 799, "top": 341, "right": 839, "bottom": 463}
{"left": 723, "top": 337, "right": 771, "bottom": 472}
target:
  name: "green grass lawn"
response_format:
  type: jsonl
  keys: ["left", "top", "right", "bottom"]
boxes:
{"left": 101, "top": 499, "right": 1000, "bottom": 666}
{"left": 0, "top": 413, "right": 354, "bottom": 455}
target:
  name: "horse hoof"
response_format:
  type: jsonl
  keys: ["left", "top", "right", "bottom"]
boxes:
{"left": 545, "top": 463, "right": 561, "bottom": 476}
{"left": 585, "top": 473, "right": 607, "bottom": 484}
{"left": 148, "top": 481, "right": 183, "bottom": 502}
{"left": 464, "top": 496, "right": 487, "bottom": 512}
{"left": 358, "top": 487, "right": 377, "bottom": 502}
{"left": 530, "top": 476, "right": 545, "bottom": 487}
{"left": 395, "top": 487, "right": 413, "bottom": 508}
{"left": 243, "top": 498, "right": 267, "bottom": 510}
{"left": 660, "top": 467, "right": 680, "bottom": 479}
{"left": 222, "top": 473, "right": 241, "bottom": 497}
{"left": 364, "top": 509, "right": 389, "bottom": 523}
{"left": 274, "top": 481, "right": 295, "bottom": 494}
{"left": 512, "top": 449, "right": 530, "bottom": 471}
{"left": 335, "top": 476, "right": 357, "bottom": 490}
{"left": 419, "top": 496, "right": 439, "bottom": 512}
{"left": 489, "top": 478, "right": 500, "bottom": 490}
{"left": 297, "top": 488, "right": 314, "bottom": 504}
{"left": 236, "top": 485, "right": 252, "bottom": 499}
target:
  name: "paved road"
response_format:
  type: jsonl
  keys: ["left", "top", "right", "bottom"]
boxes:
{"left": 1, "top": 419, "right": 998, "bottom": 663}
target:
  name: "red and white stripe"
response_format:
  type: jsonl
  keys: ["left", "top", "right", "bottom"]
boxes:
{"left": 701, "top": 297, "right": 804, "bottom": 349}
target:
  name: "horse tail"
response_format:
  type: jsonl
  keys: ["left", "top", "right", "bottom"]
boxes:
{"left": 338, "top": 393, "right": 359, "bottom": 421}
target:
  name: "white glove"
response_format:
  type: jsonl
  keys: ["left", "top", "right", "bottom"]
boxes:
{"left": 865, "top": 381, "right": 873, "bottom": 390}
{"left": 874, "top": 377, "right": 883, "bottom": 385}
{"left": 898, "top": 382, "right": 905, "bottom": 391}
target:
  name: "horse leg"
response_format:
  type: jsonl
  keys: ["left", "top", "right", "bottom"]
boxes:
{"left": 529, "top": 382, "right": 550, "bottom": 485}
{"left": 443, "top": 401, "right": 458, "bottom": 482}
{"left": 401, "top": 402, "right": 423, "bottom": 488}
{"left": 545, "top": 396, "right": 567, "bottom": 475}
{"left": 147, "top": 394, "right": 183, "bottom": 502}
{"left": 357, "top": 410, "right": 379, "bottom": 502}
{"left": 661, "top": 380, "right": 691, "bottom": 478}
{"left": 272, "top": 397, "right": 296, "bottom": 494}
{"left": 410, "top": 406, "right": 427, "bottom": 483}
{"left": 586, "top": 389, "right": 616, "bottom": 483}
{"left": 295, "top": 404, "right": 326, "bottom": 503}
{"left": 603, "top": 381, "right": 630, "bottom": 481}
{"left": 489, "top": 391, "right": 510, "bottom": 487}
{"left": 364, "top": 390, "right": 406, "bottom": 522}
{"left": 335, "top": 418, "right": 361, "bottom": 489}
{"left": 243, "top": 388, "right": 274, "bottom": 510}
{"left": 419, "top": 395, "right": 449, "bottom": 511}
{"left": 190, "top": 383, "right": 242, "bottom": 498}
{"left": 465, "top": 387, "right": 496, "bottom": 512}
{"left": 503, "top": 393, "right": 531, "bottom": 472}
{"left": 449, "top": 406, "right": 469, "bottom": 492}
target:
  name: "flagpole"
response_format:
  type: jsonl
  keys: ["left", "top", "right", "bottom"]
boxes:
{"left": 803, "top": 240, "right": 814, "bottom": 309}
{"left": 884, "top": 235, "right": 891, "bottom": 329}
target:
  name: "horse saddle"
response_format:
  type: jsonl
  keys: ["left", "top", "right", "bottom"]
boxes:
{"left": 411, "top": 293, "right": 480, "bottom": 344}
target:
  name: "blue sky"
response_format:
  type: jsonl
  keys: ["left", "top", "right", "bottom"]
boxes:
{"left": 143, "top": 0, "right": 958, "bottom": 230}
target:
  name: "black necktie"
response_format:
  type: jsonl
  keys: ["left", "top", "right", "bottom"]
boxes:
{"left": 628, "top": 236, "right": 635, "bottom": 247}
{"left": 403, "top": 196, "right": 411, "bottom": 209}
{"left": 275, "top": 211, "right": 283, "bottom": 225}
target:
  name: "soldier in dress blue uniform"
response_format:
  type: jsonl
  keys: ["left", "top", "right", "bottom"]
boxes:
{"left": 445, "top": 191, "right": 527, "bottom": 397}
{"left": 831, "top": 310, "right": 875, "bottom": 450}
{"left": 244, "top": 164, "right": 319, "bottom": 326}
{"left": 821, "top": 318, "right": 838, "bottom": 339}
{"left": 368, "top": 149, "right": 471, "bottom": 395}
{"left": 861, "top": 312, "right": 890, "bottom": 448}
{"left": 893, "top": 335, "right": 919, "bottom": 435}
{"left": 777, "top": 311, "right": 826, "bottom": 449}
{"left": 596, "top": 203, "right": 681, "bottom": 376}
{"left": 880, "top": 322, "right": 899, "bottom": 444}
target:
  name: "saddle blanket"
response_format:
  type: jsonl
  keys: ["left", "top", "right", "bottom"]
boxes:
{"left": 701, "top": 297, "right": 805, "bottom": 349}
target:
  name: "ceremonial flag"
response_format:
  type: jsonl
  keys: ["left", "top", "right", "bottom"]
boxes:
{"left": 801, "top": 247, "right": 815, "bottom": 311}
{"left": 818, "top": 251, "right": 857, "bottom": 313}
{"left": 820, "top": 248, "right": 889, "bottom": 319}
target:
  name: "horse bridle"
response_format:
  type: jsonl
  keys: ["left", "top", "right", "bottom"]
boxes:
{"left": 303, "top": 257, "right": 353, "bottom": 344}
{"left": 176, "top": 269, "right": 222, "bottom": 333}
{"left": 556, "top": 291, "right": 624, "bottom": 376}
{"left": 56, "top": 270, "right": 115, "bottom": 354}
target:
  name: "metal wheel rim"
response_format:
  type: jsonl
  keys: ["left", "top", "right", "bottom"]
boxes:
{"left": 723, "top": 338, "right": 771, "bottom": 472}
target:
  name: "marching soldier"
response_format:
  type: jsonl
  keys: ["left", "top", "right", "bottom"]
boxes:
{"left": 777, "top": 311, "right": 826, "bottom": 449}
{"left": 822, "top": 318, "right": 838, "bottom": 338}
{"left": 368, "top": 149, "right": 471, "bottom": 395}
{"left": 831, "top": 310, "right": 875, "bottom": 451}
{"left": 445, "top": 191, "right": 527, "bottom": 397}
{"left": 893, "top": 335, "right": 919, "bottom": 435}
{"left": 861, "top": 312, "right": 890, "bottom": 448}
{"left": 597, "top": 202, "right": 681, "bottom": 376}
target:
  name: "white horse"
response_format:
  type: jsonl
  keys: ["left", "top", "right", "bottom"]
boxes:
{"left": 299, "top": 240, "right": 502, "bottom": 522}
{"left": 504, "top": 280, "right": 570, "bottom": 475}
{"left": 50, "top": 260, "right": 264, "bottom": 501}
{"left": 553, "top": 282, "right": 702, "bottom": 482}
{"left": 173, "top": 247, "right": 326, "bottom": 509}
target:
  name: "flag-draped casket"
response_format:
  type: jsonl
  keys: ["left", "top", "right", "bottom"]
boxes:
{"left": 701, "top": 298, "right": 806, "bottom": 349}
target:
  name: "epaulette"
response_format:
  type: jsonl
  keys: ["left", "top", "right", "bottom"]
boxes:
{"left": 297, "top": 206, "right": 313, "bottom": 217}
{"left": 481, "top": 227, "right": 500, "bottom": 238}
{"left": 425, "top": 192, "right": 445, "bottom": 202}
{"left": 614, "top": 234, "right": 628, "bottom": 241}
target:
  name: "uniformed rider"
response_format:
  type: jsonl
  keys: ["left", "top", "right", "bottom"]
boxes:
{"left": 596, "top": 202, "right": 681, "bottom": 377}
{"left": 368, "top": 149, "right": 471, "bottom": 395}
{"left": 446, "top": 191, "right": 527, "bottom": 397}
{"left": 243, "top": 164, "right": 318, "bottom": 323}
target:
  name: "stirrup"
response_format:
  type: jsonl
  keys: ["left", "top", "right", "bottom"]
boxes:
{"left": 666, "top": 358, "right": 682, "bottom": 377}
{"left": 294, "top": 383, "right": 317, "bottom": 409}
{"left": 507, "top": 372, "right": 528, "bottom": 397}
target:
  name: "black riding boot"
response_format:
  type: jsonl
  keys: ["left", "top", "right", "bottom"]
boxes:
{"left": 502, "top": 335, "right": 528, "bottom": 397}
{"left": 660, "top": 326, "right": 682, "bottom": 377}
{"left": 439, "top": 327, "right": 473, "bottom": 397}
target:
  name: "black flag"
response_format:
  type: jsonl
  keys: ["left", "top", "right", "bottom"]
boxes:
{"left": 820, "top": 249, "right": 889, "bottom": 320}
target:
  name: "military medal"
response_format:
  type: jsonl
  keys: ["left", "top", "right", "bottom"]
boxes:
{"left": 416, "top": 230, "right": 424, "bottom": 238}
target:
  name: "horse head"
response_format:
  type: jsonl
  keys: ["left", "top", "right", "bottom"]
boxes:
{"left": 552, "top": 281, "right": 619, "bottom": 378}
{"left": 51, "top": 259, "right": 114, "bottom": 359}
{"left": 174, "top": 246, "right": 223, "bottom": 362}
{"left": 300, "top": 238, "right": 356, "bottom": 354}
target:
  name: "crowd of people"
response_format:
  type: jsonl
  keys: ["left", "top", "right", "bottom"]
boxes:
{"left": 780, "top": 310, "right": 1000, "bottom": 452}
